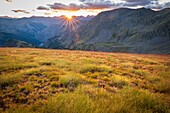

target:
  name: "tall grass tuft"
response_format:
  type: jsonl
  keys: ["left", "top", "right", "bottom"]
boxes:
{"left": 109, "top": 75, "right": 130, "bottom": 88}
{"left": 79, "top": 64, "right": 112, "bottom": 74}
{"left": 59, "top": 74, "right": 84, "bottom": 88}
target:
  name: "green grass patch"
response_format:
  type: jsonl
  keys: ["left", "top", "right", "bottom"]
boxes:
{"left": 79, "top": 64, "right": 112, "bottom": 74}
{"left": 0, "top": 72, "right": 23, "bottom": 89}
{"left": 59, "top": 74, "right": 84, "bottom": 88}
{"left": 132, "top": 69, "right": 149, "bottom": 76}
{"left": 50, "top": 81, "right": 60, "bottom": 88}
{"left": 109, "top": 75, "right": 130, "bottom": 88}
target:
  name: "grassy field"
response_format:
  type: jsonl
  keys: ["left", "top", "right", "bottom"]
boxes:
{"left": 0, "top": 48, "right": 170, "bottom": 113}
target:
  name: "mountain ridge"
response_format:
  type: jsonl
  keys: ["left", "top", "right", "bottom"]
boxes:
{"left": 0, "top": 8, "right": 170, "bottom": 54}
{"left": 57, "top": 8, "right": 170, "bottom": 54}
{"left": 0, "top": 16, "right": 93, "bottom": 47}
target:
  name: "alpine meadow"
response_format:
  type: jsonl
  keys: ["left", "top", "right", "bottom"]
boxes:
{"left": 0, "top": 48, "right": 170, "bottom": 113}
{"left": 0, "top": 0, "right": 170, "bottom": 113}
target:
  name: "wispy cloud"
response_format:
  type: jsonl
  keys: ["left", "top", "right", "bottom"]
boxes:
{"left": 47, "top": 3, "right": 82, "bottom": 11}
{"left": 36, "top": 0, "right": 170, "bottom": 13}
{"left": 79, "top": 0, "right": 170, "bottom": 8}
{"left": 11, "top": 10, "right": 30, "bottom": 14}
{"left": 37, "top": 6, "right": 50, "bottom": 10}
{"left": 46, "top": 2, "right": 116, "bottom": 11}
{"left": 164, "top": 2, "right": 170, "bottom": 7}
{"left": 5, "top": 0, "right": 12, "bottom": 2}
{"left": 122, "top": 0, "right": 151, "bottom": 6}
{"left": 145, "top": 1, "right": 164, "bottom": 9}
{"left": 34, "top": 0, "right": 170, "bottom": 17}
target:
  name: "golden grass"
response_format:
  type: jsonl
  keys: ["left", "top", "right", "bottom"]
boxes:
{"left": 0, "top": 48, "right": 170, "bottom": 113}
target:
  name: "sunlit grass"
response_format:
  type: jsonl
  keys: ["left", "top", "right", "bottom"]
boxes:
{"left": 79, "top": 64, "right": 112, "bottom": 74}
{"left": 59, "top": 74, "right": 84, "bottom": 88}
{"left": 0, "top": 48, "right": 170, "bottom": 113}
{"left": 109, "top": 75, "right": 130, "bottom": 88}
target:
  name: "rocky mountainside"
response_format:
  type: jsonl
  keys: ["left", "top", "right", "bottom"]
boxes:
{"left": 60, "top": 8, "right": 170, "bottom": 54}
{"left": 0, "top": 32, "right": 34, "bottom": 47}
{"left": 0, "top": 17, "right": 45, "bottom": 46}
{"left": 42, "top": 16, "right": 94, "bottom": 48}
{"left": 0, "top": 16, "right": 93, "bottom": 47}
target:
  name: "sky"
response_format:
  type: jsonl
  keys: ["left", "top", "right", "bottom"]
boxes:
{"left": 0, "top": 0, "right": 170, "bottom": 17}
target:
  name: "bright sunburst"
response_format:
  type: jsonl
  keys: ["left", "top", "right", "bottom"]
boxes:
{"left": 59, "top": 15, "right": 81, "bottom": 43}
{"left": 65, "top": 15, "right": 73, "bottom": 20}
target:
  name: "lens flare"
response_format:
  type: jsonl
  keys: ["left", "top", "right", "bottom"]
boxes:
{"left": 65, "top": 15, "right": 72, "bottom": 20}
{"left": 59, "top": 15, "right": 81, "bottom": 43}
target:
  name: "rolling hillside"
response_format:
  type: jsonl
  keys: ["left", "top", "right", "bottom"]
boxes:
{"left": 0, "top": 48, "right": 170, "bottom": 112}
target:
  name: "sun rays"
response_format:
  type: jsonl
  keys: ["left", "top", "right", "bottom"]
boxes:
{"left": 59, "top": 15, "right": 81, "bottom": 43}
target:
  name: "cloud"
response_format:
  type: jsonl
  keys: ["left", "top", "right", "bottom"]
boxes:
{"left": 79, "top": 0, "right": 111, "bottom": 3}
{"left": 37, "top": 6, "right": 49, "bottom": 10}
{"left": 47, "top": 2, "right": 116, "bottom": 11}
{"left": 47, "top": 3, "right": 80, "bottom": 11}
{"left": 79, "top": 0, "right": 97, "bottom": 3}
{"left": 164, "top": 2, "right": 170, "bottom": 7}
{"left": 144, "top": 1, "right": 170, "bottom": 10}
{"left": 5, "top": 0, "right": 12, "bottom": 2}
{"left": 39, "top": 0, "right": 169, "bottom": 13}
{"left": 44, "top": 12, "right": 53, "bottom": 15}
{"left": 79, "top": 0, "right": 163, "bottom": 7}
{"left": 145, "top": 1, "right": 164, "bottom": 9}
{"left": 11, "top": 10, "right": 30, "bottom": 14}
{"left": 84, "top": 2, "right": 115, "bottom": 9}
{"left": 146, "top": 4, "right": 163, "bottom": 9}
{"left": 122, "top": 0, "right": 151, "bottom": 6}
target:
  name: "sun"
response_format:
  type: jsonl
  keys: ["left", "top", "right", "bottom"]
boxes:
{"left": 65, "top": 15, "right": 73, "bottom": 20}
{"left": 59, "top": 14, "right": 81, "bottom": 43}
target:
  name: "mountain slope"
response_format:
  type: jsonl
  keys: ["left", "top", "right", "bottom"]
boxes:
{"left": 0, "top": 16, "right": 94, "bottom": 47}
{"left": 63, "top": 8, "right": 170, "bottom": 54}
{"left": 42, "top": 16, "right": 94, "bottom": 48}
{"left": 0, "top": 38, "right": 34, "bottom": 47}
{"left": 0, "top": 32, "right": 41, "bottom": 46}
